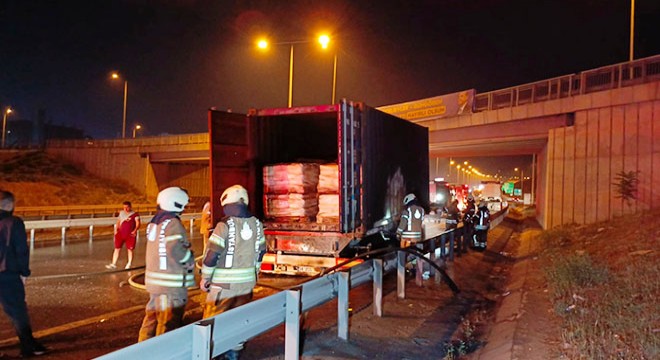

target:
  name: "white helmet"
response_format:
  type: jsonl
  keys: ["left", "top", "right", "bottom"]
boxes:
{"left": 157, "top": 187, "right": 189, "bottom": 212}
{"left": 403, "top": 193, "right": 416, "bottom": 205}
{"left": 221, "top": 185, "right": 249, "bottom": 206}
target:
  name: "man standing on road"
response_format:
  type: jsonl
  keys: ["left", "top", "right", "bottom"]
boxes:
{"left": 138, "top": 187, "right": 195, "bottom": 342}
{"left": 0, "top": 190, "right": 49, "bottom": 357}
{"left": 106, "top": 201, "right": 141, "bottom": 270}
{"left": 200, "top": 185, "right": 266, "bottom": 360}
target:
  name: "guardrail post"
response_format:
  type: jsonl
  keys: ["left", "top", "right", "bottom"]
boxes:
{"left": 284, "top": 289, "right": 301, "bottom": 360}
{"left": 61, "top": 227, "right": 66, "bottom": 249}
{"left": 372, "top": 259, "right": 383, "bottom": 317}
{"left": 338, "top": 271, "right": 350, "bottom": 341}
{"left": 89, "top": 225, "right": 94, "bottom": 244}
{"left": 30, "top": 229, "right": 35, "bottom": 252}
{"left": 429, "top": 238, "right": 436, "bottom": 278}
{"left": 397, "top": 250, "right": 406, "bottom": 299}
{"left": 192, "top": 322, "right": 212, "bottom": 360}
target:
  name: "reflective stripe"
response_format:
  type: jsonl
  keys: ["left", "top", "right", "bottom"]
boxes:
{"left": 209, "top": 233, "right": 225, "bottom": 247}
{"left": 164, "top": 234, "right": 183, "bottom": 242}
{"left": 146, "top": 271, "right": 189, "bottom": 280}
{"left": 201, "top": 266, "right": 214, "bottom": 277}
{"left": 147, "top": 278, "right": 195, "bottom": 288}
{"left": 179, "top": 250, "right": 192, "bottom": 264}
{"left": 401, "top": 231, "right": 421, "bottom": 236}
{"left": 210, "top": 267, "right": 255, "bottom": 284}
{"left": 146, "top": 272, "right": 195, "bottom": 288}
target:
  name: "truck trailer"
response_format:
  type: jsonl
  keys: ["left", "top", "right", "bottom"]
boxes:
{"left": 208, "top": 100, "right": 429, "bottom": 275}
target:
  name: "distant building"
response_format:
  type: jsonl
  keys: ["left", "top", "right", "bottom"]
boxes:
{"left": 4, "top": 109, "right": 87, "bottom": 148}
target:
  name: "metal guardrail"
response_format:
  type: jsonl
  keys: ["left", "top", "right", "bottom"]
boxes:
{"left": 15, "top": 204, "right": 158, "bottom": 220}
{"left": 474, "top": 54, "right": 660, "bottom": 111}
{"left": 96, "top": 207, "right": 508, "bottom": 360}
{"left": 24, "top": 213, "right": 201, "bottom": 251}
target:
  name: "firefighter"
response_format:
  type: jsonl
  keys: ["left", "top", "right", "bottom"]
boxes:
{"left": 444, "top": 199, "right": 460, "bottom": 260}
{"left": 138, "top": 187, "right": 195, "bottom": 342}
{"left": 396, "top": 193, "right": 425, "bottom": 285}
{"left": 200, "top": 185, "right": 266, "bottom": 360}
{"left": 462, "top": 195, "right": 477, "bottom": 251}
{"left": 474, "top": 200, "right": 491, "bottom": 250}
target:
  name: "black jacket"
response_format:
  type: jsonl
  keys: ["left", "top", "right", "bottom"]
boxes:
{"left": 0, "top": 211, "right": 30, "bottom": 277}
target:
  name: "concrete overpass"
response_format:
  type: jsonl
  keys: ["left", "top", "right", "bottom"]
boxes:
{"left": 46, "top": 55, "right": 660, "bottom": 228}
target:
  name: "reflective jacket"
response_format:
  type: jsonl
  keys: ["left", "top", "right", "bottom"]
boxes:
{"left": 144, "top": 211, "right": 195, "bottom": 297}
{"left": 201, "top": 216, "right": 266, "bottom": 296}
{"left": 474, "top": 205, "right": 491, "bottom": 230}
{"left": 445, "top": 203, "right": 460, "bottom": 230}
{"left": 463, "top": 200, "right": 476, "bottom": 225}
{"left": 397, "top": 204, "right": 425, "bottom": 242}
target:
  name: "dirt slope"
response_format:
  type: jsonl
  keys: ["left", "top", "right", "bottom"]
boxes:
{"left": 0, "top": 151, "right": 147, "bottom": 206}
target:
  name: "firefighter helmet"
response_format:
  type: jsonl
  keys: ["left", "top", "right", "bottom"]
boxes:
{"left": 157, "top": 187, "right": 190, "bottom": 212}
{"left": 403, "top": 193, "right": 416, "bottom": 205}
{"left": 221, "top": 185, "right": 249, "bottom": 206}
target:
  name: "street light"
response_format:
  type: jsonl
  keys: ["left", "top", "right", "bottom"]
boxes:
{"left": 132, "top": 124, "right": 142, "bottom": 138}
{"left": 1, "top": 107, "right": 12, "bottom": 148}
{"left": 449, "top": 159, "right": 455, "bottom": 183}
{"left": 514, "top": 167, "right": 524, "bottom": 199}
{"left": 256, "top": 33, "right": 335, "bottom": 107}
{"left": 111, "top": 72, "right": 128, "bottom": 138}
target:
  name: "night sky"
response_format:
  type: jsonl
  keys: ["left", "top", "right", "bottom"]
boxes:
{"left": 1, "top": 1, "right": 659, "bottom": 174}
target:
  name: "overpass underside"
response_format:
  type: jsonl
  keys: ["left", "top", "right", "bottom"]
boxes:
{"left": 417, "top": 81, "right": 660, "bottom": 229}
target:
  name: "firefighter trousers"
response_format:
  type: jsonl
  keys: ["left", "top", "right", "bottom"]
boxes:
{"left": 138, "top": 293, "right": 187, "bottom": 342}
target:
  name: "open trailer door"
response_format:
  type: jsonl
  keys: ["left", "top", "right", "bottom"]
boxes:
{"left": 208, "top": 109, "right": 250, "bottom": 225}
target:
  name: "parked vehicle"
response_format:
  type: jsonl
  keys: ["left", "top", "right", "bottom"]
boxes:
{"left": 208, "top": 100, "right": 429, "bottom": 275}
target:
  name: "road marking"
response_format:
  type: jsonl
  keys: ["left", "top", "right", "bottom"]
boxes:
{"left": 0, "top": 305, "right": 144, "bottom": 347}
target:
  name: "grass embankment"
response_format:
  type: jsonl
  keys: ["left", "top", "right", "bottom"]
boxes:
{"left": 0, "top": 151, "right": 146, "bottom": 206}
{"left": 540, "top": 209, "right": 660, "bottom": 359}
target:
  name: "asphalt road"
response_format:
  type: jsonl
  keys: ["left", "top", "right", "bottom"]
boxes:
{"left": 0, "top": 220, "right": 515, "bottom": 359}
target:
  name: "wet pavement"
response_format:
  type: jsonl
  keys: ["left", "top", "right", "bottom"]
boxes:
{"left": 0, "top": 220, "right": 524, "bottom": 360}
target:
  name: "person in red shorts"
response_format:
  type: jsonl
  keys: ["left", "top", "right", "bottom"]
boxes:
{"left": 106, "top": 201, "right": 141, "bottom": 270}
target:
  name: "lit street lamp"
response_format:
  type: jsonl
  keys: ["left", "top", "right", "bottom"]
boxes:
{"left": 515, "top": 167, "right": 524, "bottom": 198}
{"left": 257, "top": 33, "right": 335, "bottom": 107}
{"left": 132, "top": 124, "right": 142, "bottom": 138}
{"left": 1, "top": 107, "right": 12, "bottom": 148}
{"left": 111, "top": 72, "right": 128, "bottom": 138}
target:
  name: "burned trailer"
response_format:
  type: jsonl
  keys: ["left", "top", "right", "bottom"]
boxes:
{"left": 208, "top": 100, "right": 429, "bottom": 275}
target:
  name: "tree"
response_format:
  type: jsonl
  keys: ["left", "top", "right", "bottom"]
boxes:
{"left": 612, "top": 170, "right": 639, "bottom": 206}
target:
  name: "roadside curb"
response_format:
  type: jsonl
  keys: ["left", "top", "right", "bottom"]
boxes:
{"left": 477, "top": 224, "right": 536, "bottom": 360}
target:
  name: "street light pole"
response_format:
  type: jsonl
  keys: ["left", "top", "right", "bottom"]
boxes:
{"left": 630, "top": 0, "right": 635, "bottom": 61}
{"left": 122, "top": 80, "right": 128, "bottom": 138}
{"left": 1, "top": 108, "right": 12, "bottom": 148}
{"left": 331, "top": 53, "right": 337, "bottom": 104}
{"left": 132, "top": 124, "right": 141, "bottom": 138}
{"left": 111, "top": 72, "right": 128, "bottom": 138}
{"left": 258, "top": 34, "right": 334, "bottom": 108}
{"left": 288, "top": 44, "right": 294, "bottom": 108}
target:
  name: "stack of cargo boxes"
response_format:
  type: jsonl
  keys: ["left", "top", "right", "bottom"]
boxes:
{"left": 262, "top": 163, "right": 339, "bottom": 222}
{"left": 263, "top": 163, "right": 320, "bottom": 221}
